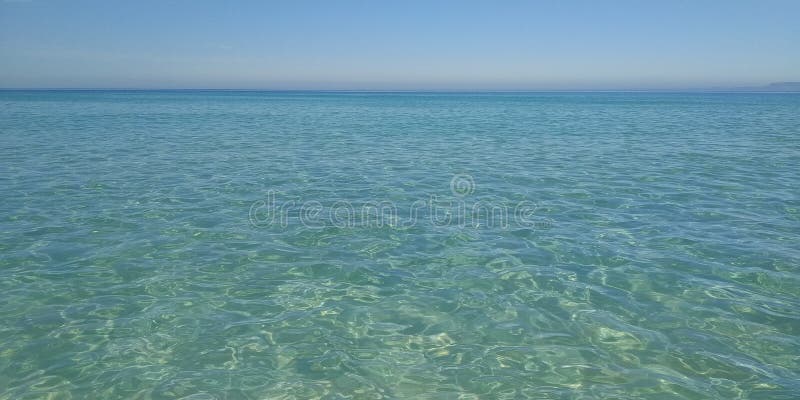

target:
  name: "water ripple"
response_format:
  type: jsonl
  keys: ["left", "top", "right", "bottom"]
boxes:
{"left": 1, "top": 91, "right": 799, "bottom": 399}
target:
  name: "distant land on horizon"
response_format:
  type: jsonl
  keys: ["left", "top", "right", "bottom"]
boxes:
{"left": 710, "top": 82, "right": 800, "bottom": 92}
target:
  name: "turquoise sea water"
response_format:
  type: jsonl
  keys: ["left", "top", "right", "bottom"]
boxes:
{"left": 1, "top": 91, "right": 799, "bottom": 399}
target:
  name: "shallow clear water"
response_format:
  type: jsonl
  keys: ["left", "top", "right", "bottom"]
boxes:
{"left": 1, "top": 91, "right": 799, "bottom": 399}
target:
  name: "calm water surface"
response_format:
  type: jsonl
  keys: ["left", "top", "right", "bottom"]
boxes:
{"left": 1, "top": 91, "right": 799, "bottom": 399}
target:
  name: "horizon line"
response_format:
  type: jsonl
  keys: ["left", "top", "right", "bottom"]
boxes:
{"left": 2, "top": 88, "right": 800, "bottom": 94}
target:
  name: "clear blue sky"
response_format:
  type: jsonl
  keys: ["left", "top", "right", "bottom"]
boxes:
{"left": 1, "top": 0, "right": 798, "bottom": 89}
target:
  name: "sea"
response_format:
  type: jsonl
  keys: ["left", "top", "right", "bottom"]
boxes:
{"left": 1, "top": 90, "right": 798, "bottom": 399}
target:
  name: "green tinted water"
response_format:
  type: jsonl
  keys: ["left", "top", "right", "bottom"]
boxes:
{"left": 1, "top": 91, "right": 798, "bottom": 398}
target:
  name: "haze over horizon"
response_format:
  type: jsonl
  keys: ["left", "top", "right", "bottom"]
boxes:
{"left": 1, "top": 0, "right": 799, "bottom": 90}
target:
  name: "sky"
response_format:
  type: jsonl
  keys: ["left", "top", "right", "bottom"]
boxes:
{"left": 0, "top": 0, "right": 798, "bottom": 90}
